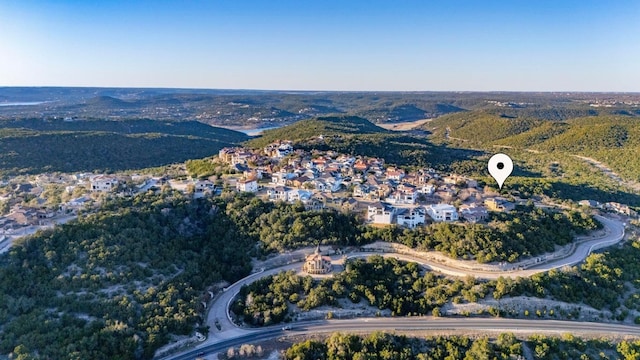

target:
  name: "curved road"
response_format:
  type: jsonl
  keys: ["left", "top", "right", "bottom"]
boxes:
{"left": 159, "top": 215, "right": 628, "bottom": 359}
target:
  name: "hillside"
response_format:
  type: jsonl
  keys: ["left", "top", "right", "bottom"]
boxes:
{"left": 245, "top": 115, "right": 387, "bottom": 148}
{"left": 423, "top": 110, "right": 640, "bottom": 204}
{"left": 427, "top": 111, "right": 543, "bottom": 143}
{"left": 246, "top": 115, "right": 484, "bottom": 170}
{"left": 0, "top": 119, "right": 248, "bottom": 175}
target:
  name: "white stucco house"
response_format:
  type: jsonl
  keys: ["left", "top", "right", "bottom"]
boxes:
{"left": 426, "top": 204, "right": 459, "bottom": 222}
{"left": 236, "top": 178, "right": 258, "bottom": 193}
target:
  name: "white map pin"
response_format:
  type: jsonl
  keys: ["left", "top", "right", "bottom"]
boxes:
{"left": 488, "top": 153, "right": 513, "bottom": 189}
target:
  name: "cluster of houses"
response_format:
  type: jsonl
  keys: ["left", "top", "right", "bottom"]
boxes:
{"left": 215, "top": 143, "right": 524, "bottom": 228}
{"left": 0, "top": 173, "right": 163, "bottom": 234}
{"left": 4, "top": 139, "right": 635, "bottom": 237}
{"left": 579, "top": 199, "right": 637, "bottom": 217}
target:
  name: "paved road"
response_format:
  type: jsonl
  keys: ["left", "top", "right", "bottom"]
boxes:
{"left": 161, "top": 215, "right": 626, "bottom": 359}
{"left": 369, "top": 215, "right": 625, "bottom": 280}
{"left": 161, "top": 317, "right": 640, "bottom": 360}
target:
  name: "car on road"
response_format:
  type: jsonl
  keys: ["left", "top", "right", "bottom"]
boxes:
{"left": 282, "top": 325, "right": 292, "bottom": 331}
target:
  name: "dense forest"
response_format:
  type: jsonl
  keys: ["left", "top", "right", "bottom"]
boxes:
{"left": 0, "top": 192, "right": 367, "bottom": 359}
{"left": 284, "top": 332, "right": 639, "bottom": 360}
{"left": 0, "top": 119, "right": 248, "bottom": 176}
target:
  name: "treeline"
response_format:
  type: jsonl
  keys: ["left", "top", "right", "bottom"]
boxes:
{"left": 285, "top": 332, "right": 633, "bottom": 360}
{"left": 364, "top": 205, "right": 600, "bottom": 263}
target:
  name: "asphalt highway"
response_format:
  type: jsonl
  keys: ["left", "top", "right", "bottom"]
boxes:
{"left": 162, "top": 317, "right": 640, "bottom": 359}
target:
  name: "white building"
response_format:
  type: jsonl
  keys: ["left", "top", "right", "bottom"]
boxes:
{"left": 271, "top": 172, "right": 294, "bottom": 186}
{"left": 267, "top": 186, "right": 289, "bottom": 201}
{"left": 236, "top": 178, "right": 258, "bottom": 193}
{"left": 396, "top": 207, "right": 426, "bottom": 228}
{"left": 426, "top": 204, "right": 459, "bottom": 222}
{"left": 90, "top": 176, "right": 118, "bottom": 193}
{"left": 287, "top": 189, "right": 312, "bottom": 202}
{"left": 276, "top": 143, "right": 294, "bottom": 158}
{"left": 418, "top": 184, "right": 436, "bottom": 195}
{"left": 367, "top": 203, "right": 395, "bottom": 225}
{"left": 195, "top": 180, "right": 215, "bottom": 194}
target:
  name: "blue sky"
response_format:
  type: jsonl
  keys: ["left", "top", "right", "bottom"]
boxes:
{"left": 1, "top": 0, "right": 638, "bottom": 91}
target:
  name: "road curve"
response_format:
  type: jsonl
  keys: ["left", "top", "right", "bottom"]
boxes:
{"left": 160, "top": 216, "right": 627, "bottom": 359}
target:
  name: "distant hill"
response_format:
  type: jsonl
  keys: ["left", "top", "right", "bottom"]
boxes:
{"left": 0, "top": 118, "right": 246, "bottom": 144}
{"left": 424, "top": 110, "right": 640, "bottom": 182}
{"left": 0, "top": 119, "right": 248, "bottom": 175}
{"left": 356, "top": 103, "right": 465, "bottom": 123}
{"left": 245, "top": 115, "right": 387, "bottom": 148}
{"left": 426, "top": 111, "right": 543, "bottom": 142}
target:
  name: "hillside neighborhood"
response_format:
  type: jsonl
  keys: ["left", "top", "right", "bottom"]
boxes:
{"left": 214, "top": 141, "right": 637, "bottom": 226}
{"left": 1, "top": 140, "right": 636, "bottom": 252}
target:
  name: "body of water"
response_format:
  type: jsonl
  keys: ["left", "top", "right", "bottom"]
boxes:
{"left": 237, "top": 125, "right": 283, "bottom": 136}
{"left": 0, "top": 101, "right": 50, "bottom": 107}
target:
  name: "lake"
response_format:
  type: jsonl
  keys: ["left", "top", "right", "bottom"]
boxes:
{"left": 0, "top": 101, "right": 50, "bottom": 107}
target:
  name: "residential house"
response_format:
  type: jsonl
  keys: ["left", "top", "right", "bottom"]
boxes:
{"left": 353, "top": 160, "right": 368, "bottom": 173}
{"left": 386, "top": 167, "right": 405, "bottom": 181}
{"left": 267, "top": 186, "right": 289, "bottom": 201}
{"left": 291, "top": 176, "right": 311, "bottom": 188}
{"left": 276, "top": 143, "right": 294, "bottom": 158}
{"left": 418, "top": 184, "right": 436, "bottom": 195}
{"left": 353, "top": 184, "right": 371, "bottom": 198}
{"left": 426, "top": 204, "right": 459, "bottom": 222}
{"left": 396, "top": 207, "right": 426, "bottom": 228}
{"left": 340, "top": 198, "right": 359, "bottom": 213}
{"left": 367, "top": 202, "right": 395, "bottom": 225}
{"left": 218, "top": 148, "right": 236, "bottom": 163}
{"left": 484, "top": 198, "right": 515, "bottom": 212}
{"left": 194, "top": 180, "right": 215, "bottom": 194}
{"left": 459, "top": 204, "right": 489, "bottom": 223}
{"left": 231, "top": 151, "right": 252, "bottom": 166}
{"left": 287, "top": 189, "right": 313, "bottom": 202}
{"left": 236, "top": 178, "right": 258, "bottom": 193}
{"left": 579, "top": 200, "right": 600, "bottom": 208}
{"left": 271, "top": 172, "right": 294, "bottom": 186}
{"left": 243, "top": 169, "right": 263, "bottom": 180}
{"left": 604, "top": 202, "right": 636, "bottom": 216}
{"left": 312, "top": 179, "right": 327, "bottom": 192}
{"left": 90, "top": 176, "right": 119, "bottom": 193}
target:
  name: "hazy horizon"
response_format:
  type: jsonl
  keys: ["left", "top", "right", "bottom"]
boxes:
{"left": 2, "top": 1, "right": 639, "bottom": 92}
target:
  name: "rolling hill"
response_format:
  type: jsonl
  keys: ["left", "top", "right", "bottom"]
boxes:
{"left": 245, "top": 115, "right": 387, "bottom": 148}
{"left": 423, "top": 110, "right": 640, "bottom": 183}
{"left": 0, "top": 119, "right": 248, "bottom": 175}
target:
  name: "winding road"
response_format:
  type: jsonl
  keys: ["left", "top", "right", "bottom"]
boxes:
{"left": 158, "top": 215, "right": 629, "bottom": 359}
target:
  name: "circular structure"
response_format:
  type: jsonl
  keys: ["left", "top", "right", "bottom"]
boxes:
{"left": 303, "top": 245, "right": 332, "bottom": 274}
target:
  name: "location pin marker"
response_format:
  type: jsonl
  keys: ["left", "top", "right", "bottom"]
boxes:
{"left": 488, "top": 153, "right": 513, "bottom": 189}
